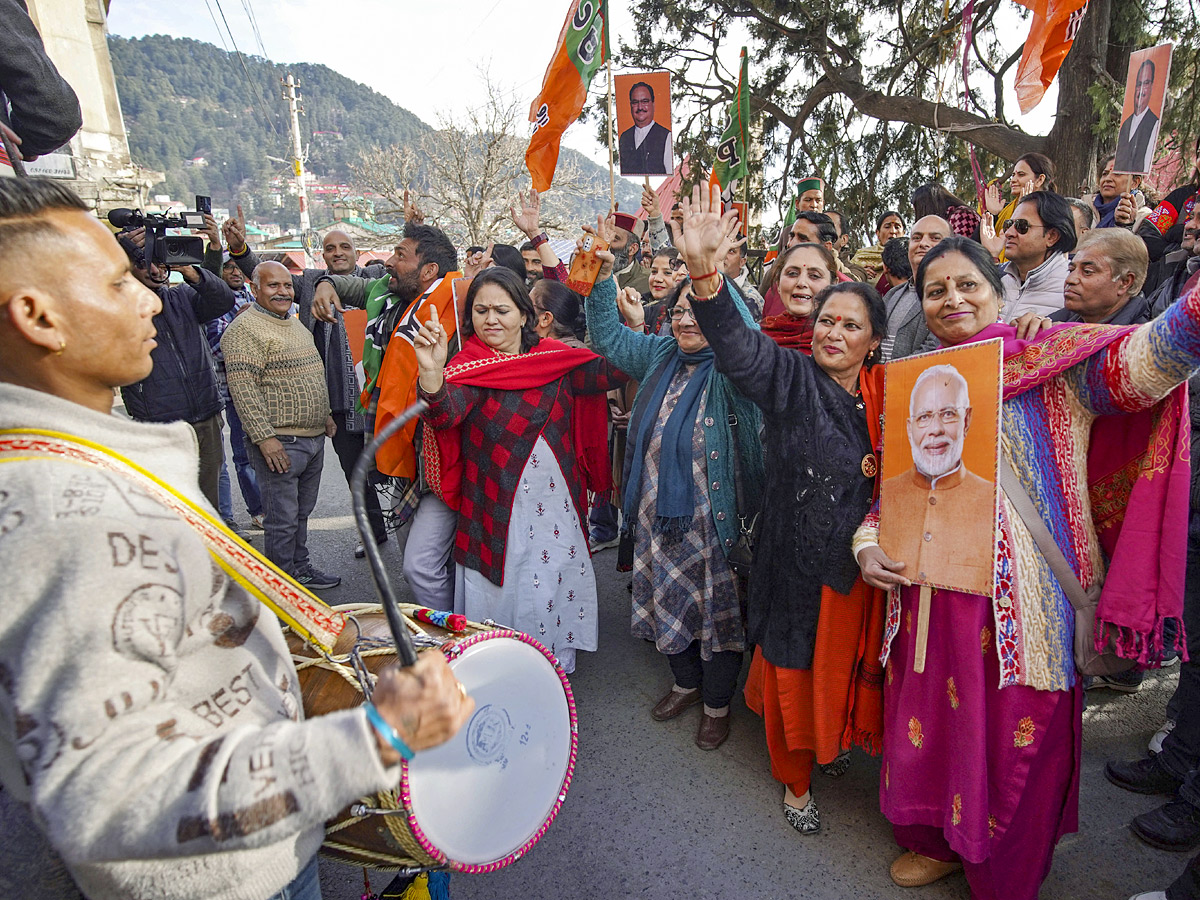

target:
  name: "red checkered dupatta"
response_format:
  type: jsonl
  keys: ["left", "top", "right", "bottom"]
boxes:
{"left": 422, "top": 335, "right": 611, "bottom": 512}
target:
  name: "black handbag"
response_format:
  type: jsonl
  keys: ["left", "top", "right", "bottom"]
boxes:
{"left": 724, "top": 389, "right": 760, "bottom": 580}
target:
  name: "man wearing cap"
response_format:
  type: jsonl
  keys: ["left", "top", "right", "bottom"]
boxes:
{"left": 610, "top": 211, "right": 651, "bottom": 295}
{"left": 797, "top": 177, "right": 825, "bottom": 212}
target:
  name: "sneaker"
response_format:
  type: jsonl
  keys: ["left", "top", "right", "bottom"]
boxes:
{"left": 1150, "top": 720, "right": 1177, "bottom": 756}
{"left": 354, "top": 536, "right": 388, "bottom": 559}
{"left": 249, "top": 514, "right": 265, "bottom": 530}
{"left": 1105, "top": 755, "right": 1184, "bottom": 795}
{"left": 589, "top": 535, "right": 620, "bottom": 552}
{"left": 224, "top": 519, "right": 252, "bottom": 540}
{"left": 783, "top": 796, "right": 820, "bottom": 834}
{"left": 1131, "top": 798, "right": 1200, "bottom": 852}
{"left": 295, "top": 568, "right": 341, "bottom": 590}
{"left": 1160, "top": 649, "right": 1182, "bottom": 668}
{"left": 1086, "top": 669, "right": 1144, "bottom": 693}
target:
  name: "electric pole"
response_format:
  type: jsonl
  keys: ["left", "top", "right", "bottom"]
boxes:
{"left": 281, "top": 73, "right": 313, "bottom": 265}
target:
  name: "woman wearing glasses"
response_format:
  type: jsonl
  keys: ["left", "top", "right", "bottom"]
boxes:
{"left": 669, "top": 188, "right": 889, "bottom": 836}
{"left": 584, "top": 218, "right": 764, "bottom": 752}
{"left": 853, "top": 235, "right": 1196, "bottom": 898}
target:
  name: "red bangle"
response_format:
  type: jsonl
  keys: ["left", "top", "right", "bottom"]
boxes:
{"left": 690, "top": 268, "right": 719, "bottom": 282}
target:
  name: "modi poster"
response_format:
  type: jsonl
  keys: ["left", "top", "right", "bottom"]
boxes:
{"left": 878, "top": 340, "right": 1002, "bottom": 596}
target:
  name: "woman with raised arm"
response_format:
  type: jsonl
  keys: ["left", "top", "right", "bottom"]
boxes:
{"left": 583, "top": 216, "right": 763, "bottom": 751}
{"left": 855, "top": 235, "right": 1198, "bottom": 898}
{"left": 412, "top": 267, "right": 624, "bottom": 675}
{"left": 670, "top": 186, "right": 889, "bottom": 835}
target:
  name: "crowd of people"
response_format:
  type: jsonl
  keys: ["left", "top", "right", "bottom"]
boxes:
{"left": 3, "top": 117, "right": 1200, "bottom": 900}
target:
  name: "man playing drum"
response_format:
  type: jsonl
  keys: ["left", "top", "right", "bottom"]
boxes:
{"left": 0, "top": 178, "right": 474, "bottom": 900}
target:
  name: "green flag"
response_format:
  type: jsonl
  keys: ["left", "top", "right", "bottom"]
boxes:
{"left": 710, "top": 47, "right": 749, "bottom": 194}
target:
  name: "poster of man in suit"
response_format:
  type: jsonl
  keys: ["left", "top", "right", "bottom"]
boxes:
{"left": 879, "top": 341, "right": 1002, "bottom": 596}
{"left": 1114, "top": 43, "right": 1173, "bottom": 176}
{"left": 615, "top": 71, "right": 673, "bottom": 177}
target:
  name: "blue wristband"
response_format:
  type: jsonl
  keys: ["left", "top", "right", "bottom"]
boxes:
{"left": 363, "top": 701, "right": 415, "bottom": 761}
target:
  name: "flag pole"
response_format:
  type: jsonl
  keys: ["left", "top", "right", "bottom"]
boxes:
{"left": 607, "top": 58, "right": 616, "bottom": 213}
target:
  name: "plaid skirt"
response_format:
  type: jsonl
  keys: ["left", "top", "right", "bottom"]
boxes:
{"left": 630, "top": 375, "right": 744, "bottom": 660}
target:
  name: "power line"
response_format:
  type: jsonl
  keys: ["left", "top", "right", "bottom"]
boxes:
{"left": 239, "top": 0, "right": 270, "bottom": 62}
{"left": 211, "top": 0, "right": 280, "bottom": 136}
{"left": 201, "top": 0, "right": 231, "bottom": 53}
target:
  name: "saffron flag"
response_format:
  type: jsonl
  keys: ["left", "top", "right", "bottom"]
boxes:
{"left": 1013, "top": 0, "right": 1089, "bottom": 114}
{"left": 526, "top": 0, "right": 609, "bottom": 192}
{"left": 709, "top": 47, "right": 750, "bottom": 199}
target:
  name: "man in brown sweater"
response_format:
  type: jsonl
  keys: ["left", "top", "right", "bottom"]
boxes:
{"left": 222, "top": 261, "right": 340, "bottom": 589}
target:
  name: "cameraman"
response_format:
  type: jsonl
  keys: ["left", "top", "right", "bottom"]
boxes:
{"left": 117, "top": 216, "right": 235, "bottom": 509}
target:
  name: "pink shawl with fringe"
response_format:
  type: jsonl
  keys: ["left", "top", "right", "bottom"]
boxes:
{"left": 971, "top": 321, "right": 1188, "bottom": 666}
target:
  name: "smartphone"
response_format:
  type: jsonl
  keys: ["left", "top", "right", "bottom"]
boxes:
{"left": 195, "top": 194, "right": 212, "bottom": 216}
{"left": 565, "top": 234, "right": 609, "bottom": 297}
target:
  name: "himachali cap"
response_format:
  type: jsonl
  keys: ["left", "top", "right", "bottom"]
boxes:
{"left": 612, "top": 211, "right": 646, "bottom": 239}
{"left": 797, "top": 176, "right": 824, "bottom": 194}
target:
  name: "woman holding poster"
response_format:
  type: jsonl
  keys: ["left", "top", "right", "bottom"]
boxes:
{"left": 855, "top": 235, "right": 1198, "bottom": 899}
{"left": 670, "top": 186, "right": 889, "bottom": 836}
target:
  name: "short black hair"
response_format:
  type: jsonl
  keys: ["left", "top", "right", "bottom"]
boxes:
{"left": 916, "top": 235, "right": 1005, "bottom": 303}
{"left": 519, "top": 240, "right": 536, "bottom": 253}
{"left": 796, "top": 210, "right": 838, "bottom": 245}
{"left": 825, "top": 209, "right": 848, "bottom": 237}
{"left": 0, "top": 178, "right": 90, "bottom": 274}
{"left": 812, "top": 281, "right": 888, "bottom": 367}
{"left": 629, "top": 81, "right": 654, "bottom": 102}
{"left": 881, "top": 237, "right": 912, "bottom": 280}
{"left": 461, "top": 266, "right": 541, "bottom": 353}
{"left": 405, "top": 222, "right": 458, "bottom": 278}
{"left": 490, "top": 243, "right": 527, "bottom": 281}
{"left": 1013, "top": 191, "right": 1077, "bottom": 255}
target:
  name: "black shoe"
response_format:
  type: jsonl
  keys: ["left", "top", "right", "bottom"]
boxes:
{"left": 296, "top": 567, "right": 341, "bottom": 590}
{"left": 1132, "top": 799, "right": 1200, "bottom": 852}
{"left": 354, "top": 535, "right": 389, "bottom": 559}
{"left": 1106, "top": 755, "right": 1184, "bottom": 795}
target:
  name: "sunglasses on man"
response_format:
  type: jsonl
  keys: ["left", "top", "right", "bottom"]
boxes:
{"left": 1003, "top": 218, "right": 1046, "bottom": 235}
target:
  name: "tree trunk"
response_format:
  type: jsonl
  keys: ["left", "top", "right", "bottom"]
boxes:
{"left": 1045, "top": 0, "right": 1111, "bottom": 196}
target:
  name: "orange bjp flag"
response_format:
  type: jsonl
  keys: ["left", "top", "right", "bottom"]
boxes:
{"left": 1013, "top": 0, "right": 1090, "bottom": 114}
{"left": 526, "top": 0, "right": 609, "bottom": 192}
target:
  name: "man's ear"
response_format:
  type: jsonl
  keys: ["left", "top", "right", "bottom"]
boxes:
{"left": 2, "top": 287, "right": 64, "bottom": 354}
{"left": 962, "top": 407, "right": 973, "bottom": 433}
{"left": 420, "top": 261, "right": 439, "bottom": 284}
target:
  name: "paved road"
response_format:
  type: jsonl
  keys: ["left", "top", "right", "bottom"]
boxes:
{"left": 239, "top": 445, "right": 1186, "bottom": 900}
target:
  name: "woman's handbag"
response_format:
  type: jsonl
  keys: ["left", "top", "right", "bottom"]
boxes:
{"left": 1000, "top": 459, "right": 1135, "bottom": 677}
{"left": 725, "top": 396, "right": 760, "bottom": 580}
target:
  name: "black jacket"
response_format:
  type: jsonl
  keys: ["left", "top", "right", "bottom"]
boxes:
{"left": 121, "top": 269, "right": 235, "bottom": 424}
{"left": 0, "top": 0, "right": 82, "bottom": 157}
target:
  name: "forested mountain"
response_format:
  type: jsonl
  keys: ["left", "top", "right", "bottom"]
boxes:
{"left": 107, "top": 34, "right": 637, "bottom": 234}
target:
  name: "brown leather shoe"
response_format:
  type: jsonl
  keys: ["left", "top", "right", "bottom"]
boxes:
{"left": 696, "top": 712, "right": 730, "bottom": 750}
{"left": 889, "top": 851, "right": 962, "bottom": 887}
{"left": 651, "top": 688, "right": 701, "bottom": 721}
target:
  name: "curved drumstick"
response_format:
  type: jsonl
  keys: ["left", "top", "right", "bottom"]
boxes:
{"left": 351, "top": 400, "right": 427, "bottom": 667}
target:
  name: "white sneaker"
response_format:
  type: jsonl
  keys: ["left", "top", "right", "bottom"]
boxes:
{"left": 1149, "top": 720, "right": 1177, "bottom": 756}
{"left": 1128, "top": 892, "right": 1167, "bottom": 899}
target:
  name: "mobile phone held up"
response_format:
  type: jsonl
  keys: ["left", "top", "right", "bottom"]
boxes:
{"left": 565, "top": 234, "right": 609, "bottom": 296}
{"left": 195, "top": 195, "right": 212, "bottom": 216}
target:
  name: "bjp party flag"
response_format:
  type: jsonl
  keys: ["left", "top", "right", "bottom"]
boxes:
{"left": 1013, "top": 0, "right": 1089, "bottom": 114}
{"left": 526, "top": 0, "right": 609, "bottom": 192}
{"left": 709, "top": 47, "right": 750, "bottom": 197}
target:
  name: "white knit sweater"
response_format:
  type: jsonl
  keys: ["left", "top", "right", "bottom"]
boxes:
{"left": 0, "top": 383, "right": 394, "bottom": 900}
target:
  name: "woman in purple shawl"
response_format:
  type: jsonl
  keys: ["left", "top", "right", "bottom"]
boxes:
{"left": 855, "top": 236, "right": 1196, "bottom": 899}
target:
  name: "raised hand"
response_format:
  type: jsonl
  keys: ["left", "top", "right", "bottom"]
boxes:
{"left": 403, "top": 187, "right": 425, "bottom": 224}
{"left": 463, "top": 241, "right": 494, "bottom": 279}
{"left": 414, "top": 306, "right": 449, "bottom": 392}
{"left": 195, "top": 213, "right": 222, "bottom": 250}
{"left": 223, "top": 205, "right": 247, "bottom": 254}
{"left": 670, "top": 183, "right": 738, "bottom": 286}
{"left": 582, "top": 216, "right": 616, "bottom": 282}
{"left": 979, "top": 213, "right": 1004, "bottom": 260}
{"left": 640, "top": 177, "right": 660, "bottom": 218}
{"left": 983, "top": 181, "right": 1004, "bottom": 216}
{"left": 615, "top": 286, "right": 645, "bottom": 328}
{"left": 1115, "top": 191, "right": 1136, "bottom": 226}
{"left": 510, "top": 189, "right": 542, "bottom": 237}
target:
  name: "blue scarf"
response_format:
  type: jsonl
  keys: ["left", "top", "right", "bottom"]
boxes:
{"left": 623, "top": 347, "right": 715, "bottom": 537}
{"left": 1094, "top": 193, "right": 1121, "bottom": 228}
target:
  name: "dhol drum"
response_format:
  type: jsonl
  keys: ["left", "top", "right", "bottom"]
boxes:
{"left": 286, "top": 603, "right": 578, "bottom": 872}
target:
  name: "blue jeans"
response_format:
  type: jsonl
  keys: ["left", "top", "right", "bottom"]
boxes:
{"left": 219, "top": 400, "right": 263, "bottom": 521}
{"left": 267, "top": 856, "right": 321, "bottom": 900}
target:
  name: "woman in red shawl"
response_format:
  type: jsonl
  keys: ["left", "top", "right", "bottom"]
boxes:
{"left": 759, "top": 242, "right": 838, "bottom": 355}
{"left": 412, "top": 267, "right": 625, "bottom": 674}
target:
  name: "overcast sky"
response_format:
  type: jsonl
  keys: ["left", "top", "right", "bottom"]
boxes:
{"left": 107, "top": 0, "right": 1055, "bottom": 188}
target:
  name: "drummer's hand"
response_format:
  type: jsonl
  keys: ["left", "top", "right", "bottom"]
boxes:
{"left": 856, "top": 545, "right": 911, "bottom": 590}
{"left": 371, "top": 652, "right": 474, "bottom": 764}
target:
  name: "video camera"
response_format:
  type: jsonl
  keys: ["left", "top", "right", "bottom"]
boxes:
{"left": 107, "top": 207, "right": 207, "bottom": 267}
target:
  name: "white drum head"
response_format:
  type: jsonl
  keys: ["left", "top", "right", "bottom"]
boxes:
{"left": 405, "top": 633, "right": 575, "bottom": 867}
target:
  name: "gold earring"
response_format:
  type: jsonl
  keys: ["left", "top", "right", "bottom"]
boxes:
{"left": 55, "top": 339, "right": 66, "bottom": 355}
